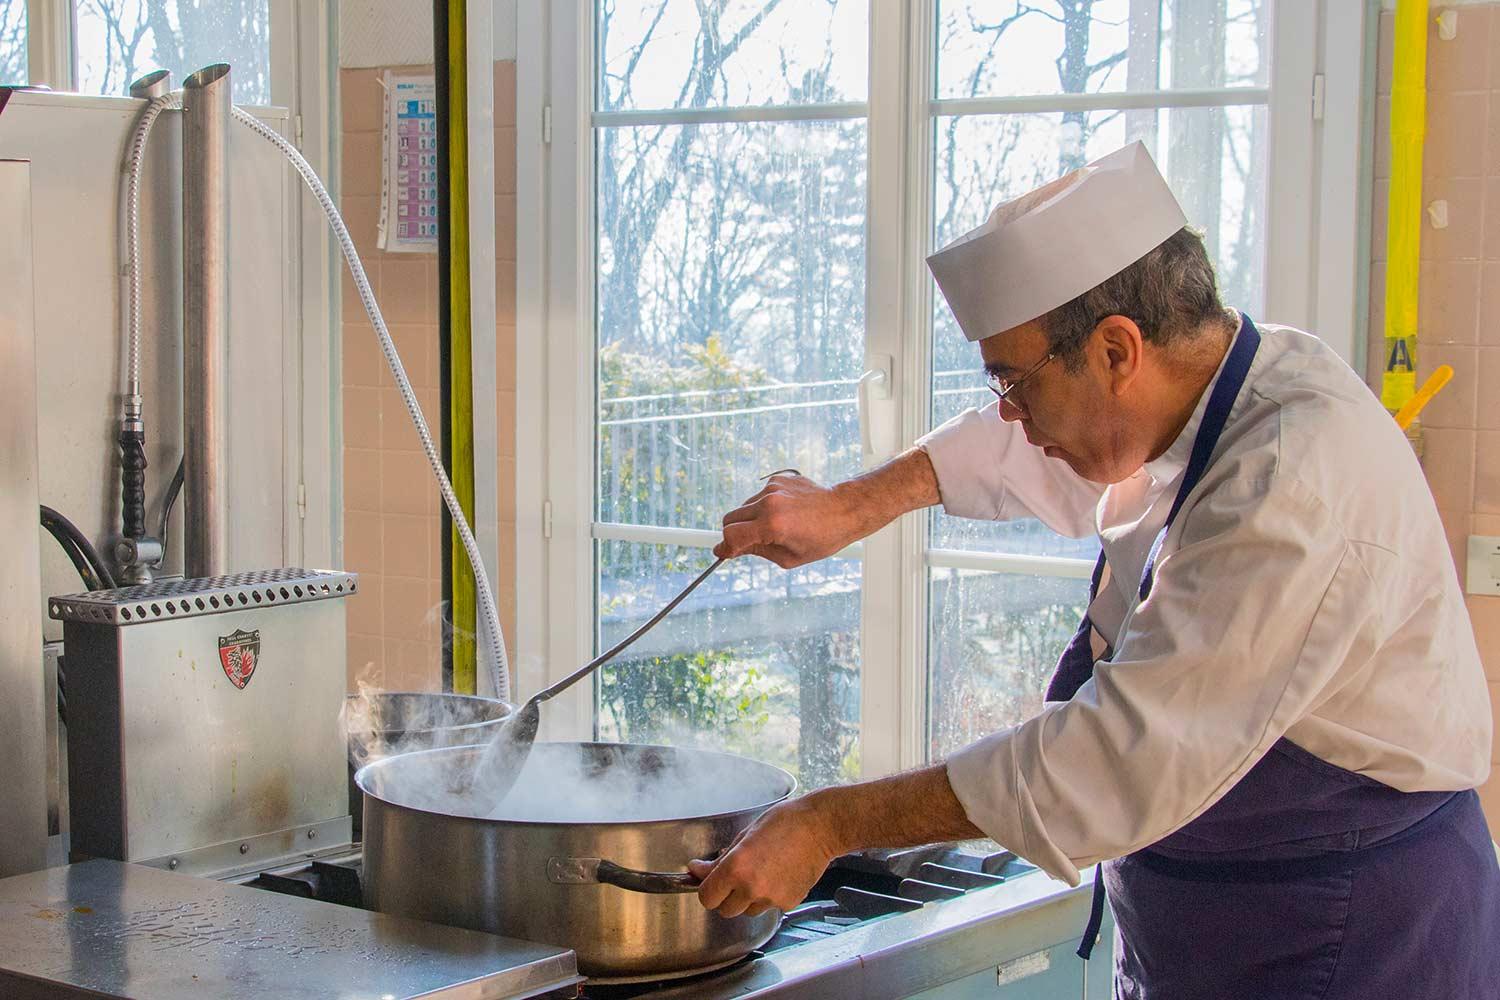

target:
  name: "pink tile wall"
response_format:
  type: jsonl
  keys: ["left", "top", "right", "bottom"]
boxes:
{"left": 1369, "top": 5, "right": 1500, "bottom": 829}
{"left": 340, "top": 64, "right": 519, "bottom": 694}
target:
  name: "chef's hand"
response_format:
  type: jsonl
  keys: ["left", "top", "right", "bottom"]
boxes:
{"left": 716, "top": 451, "right": 941, "bottom": 568}
{"left": 689, "top": 796, "right": 842, "bottom": 918}
{"left": 715, "top": 472, "right": 856, "bottom": 568}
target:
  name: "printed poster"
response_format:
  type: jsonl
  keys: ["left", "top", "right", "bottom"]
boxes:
{"left": 378, "top": 72, "right": 439, "bottom": 253}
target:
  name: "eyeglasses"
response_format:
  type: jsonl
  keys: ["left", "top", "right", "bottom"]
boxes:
{"left": 986, "top": 352, "right": 1055, "bottom": 406}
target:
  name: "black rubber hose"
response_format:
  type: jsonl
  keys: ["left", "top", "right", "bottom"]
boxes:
{"left": 158, "top": 455, "right": 184, "bottom": 554}
{"left": 41, "top": 519, "right": 104, "bottom": 590}
{"left": 119, "top": 426, "right": 148, "bottom": 539}
{"left": 40, "top": 505, "right": 117, "bottom": 590}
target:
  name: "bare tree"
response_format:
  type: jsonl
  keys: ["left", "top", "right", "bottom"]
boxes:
{"left": 144, "top": 0, "right": 270, "bottom": 102}
{"left": 597, "top": 0, "right": 785, "bottom": 357}
{"left": 0, "top": 3, "right": 28, "bottom": 85}
{"left": 78, "top": 0, "right": 151, "bottom": 95}
{"left": 69, "top": 0, "right": 270, "bottom": 103}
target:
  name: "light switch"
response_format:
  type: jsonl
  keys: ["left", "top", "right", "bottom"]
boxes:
{"left": 1466, "top": 535, "right": 1500, "bottom": 596}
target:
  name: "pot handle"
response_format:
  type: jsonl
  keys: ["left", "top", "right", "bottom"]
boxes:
{"left": 547, "top": 856, "right": 701, "bottom": 895}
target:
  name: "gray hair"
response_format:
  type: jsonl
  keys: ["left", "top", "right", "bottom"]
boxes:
{"left": 1039, "top": 227, "right": 1233, "bottom": 369}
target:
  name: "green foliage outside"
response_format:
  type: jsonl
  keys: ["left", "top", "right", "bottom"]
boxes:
{"left": 597, "top": 648, "right": 781, "bottom": 757}
{"left": 596, "top": 341, "right": 859, "bottom": 787}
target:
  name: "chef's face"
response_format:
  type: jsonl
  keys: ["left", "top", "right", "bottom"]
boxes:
{"left": 979, "top": 317, "right": 1147, "bottom": 484}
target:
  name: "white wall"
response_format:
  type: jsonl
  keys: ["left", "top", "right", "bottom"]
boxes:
{"left": 339, "top": 0, "right": 515, "bottom": 68}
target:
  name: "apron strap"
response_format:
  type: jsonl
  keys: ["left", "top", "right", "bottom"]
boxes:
{"left": 1078, "top": 875, "right": 1108, "bottom": 960}
{"left": 1139, "top": 314, "right": 1262, "bottom": 600}
{"left": 1044, "top": 552, "right": 1108, "bottom": 703}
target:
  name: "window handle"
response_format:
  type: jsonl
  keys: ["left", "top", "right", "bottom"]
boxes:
{"left": 858, "top": 355, "right": 893, "bottom": 461}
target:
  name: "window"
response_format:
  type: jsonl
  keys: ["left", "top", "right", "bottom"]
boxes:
{"left": 0, "top": 4, "right": 25, "bottom": 86}
{"left": 74, "top": 0, "right": 272, "bottom": 104}
{"left": 14, "top": 1, "right": 276, "bottom": 105}
{"left": 591, "top": 2, "right": 871, "bottom": 788}
{"left": 525, "top": 0, "right": 1354, "bottom": 783}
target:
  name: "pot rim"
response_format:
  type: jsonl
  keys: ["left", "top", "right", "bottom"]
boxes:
{"left": 355, "top": 740, "right": 798, "bottom": 828}
{"left": 345, "top": 690, "right": 512, "bottom": 739}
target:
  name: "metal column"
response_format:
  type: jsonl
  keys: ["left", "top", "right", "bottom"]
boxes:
{"left": 182, "top": 64, "right": 231, "bottom": 578}
{"left": 0, "top": 159, "right": 49, "bottom": 877}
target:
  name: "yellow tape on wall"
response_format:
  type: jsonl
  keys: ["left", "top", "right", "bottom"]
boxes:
{"left": 1381, "top": 0, "right": 1428, "bottom": 414}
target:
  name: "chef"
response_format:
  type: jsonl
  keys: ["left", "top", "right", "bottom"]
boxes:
{"left": 688, "top": 142, "right": 1500, "bottom": 998}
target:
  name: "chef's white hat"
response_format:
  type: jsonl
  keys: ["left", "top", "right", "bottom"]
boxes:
{"left": 926, "top": 141, "right": 1187, "bottom": 343}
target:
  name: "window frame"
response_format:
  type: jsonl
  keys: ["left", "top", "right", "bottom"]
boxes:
{"left": 517, "top": 0, "right": 1370, "bottom": 768}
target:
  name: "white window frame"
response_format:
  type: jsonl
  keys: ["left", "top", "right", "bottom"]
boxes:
{"left": 516, "top": 1, "right": 1371, "bottom": 768}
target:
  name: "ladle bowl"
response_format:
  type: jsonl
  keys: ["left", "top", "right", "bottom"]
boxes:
{"left": 468, "top": 557, "right": 725, "bottom": 809}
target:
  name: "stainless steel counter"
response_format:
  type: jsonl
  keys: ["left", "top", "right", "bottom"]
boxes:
{"left": 0, "top": 860, "right": 580, "bottom": 999}
{"left": 629, "top": 866, "right": 1107, "bottom": 999}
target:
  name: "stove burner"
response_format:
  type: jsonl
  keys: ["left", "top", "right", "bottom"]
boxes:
{"left": 237, "top": 841, "right": 1039, "bottom": 999}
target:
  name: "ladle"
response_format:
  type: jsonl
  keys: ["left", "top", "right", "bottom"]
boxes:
{"left": 469, "top": 556, "right": 726, "bottom": 808}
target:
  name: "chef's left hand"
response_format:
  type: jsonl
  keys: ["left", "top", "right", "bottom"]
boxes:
{"left": 689, "top": 794, "right": 842, "bottom": 918}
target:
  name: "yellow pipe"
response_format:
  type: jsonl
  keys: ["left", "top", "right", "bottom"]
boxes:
{"left": 1381, "top": 0, "right": 1428, "bottom": 415}
{"left": 447, "top": 0, "right": 478, "bottom": 695}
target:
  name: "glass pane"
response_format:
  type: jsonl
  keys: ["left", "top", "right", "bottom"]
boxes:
{"left": 935, "top": 0, "right": 1267, "bottom": 99}
{"left": 927, "top": 103, "right": 1265, "bottom": 554}
{"left": 596, "top": 119, "right": 867, "bottom": 530}
{"left": 928, "top": 569, "right": 1091, "bottom": 759}
{"left": 597, "top": 542, "right": 861, "bottom": 789}
{"left": 75, "top": 0, "right": 272, "bottom": 105}
{"left": 0, "top": 2, "right": 25, "bottom": 86}
{"left": 597, "top": 0, "right": 868, "bottom": 112}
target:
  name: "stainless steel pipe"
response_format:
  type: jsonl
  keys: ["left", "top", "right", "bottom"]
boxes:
{"left": 182, "top": 64, "right": 230, "bottom": 578}
{"left": 127, "top": 69, "right": 171, "bottom": 100}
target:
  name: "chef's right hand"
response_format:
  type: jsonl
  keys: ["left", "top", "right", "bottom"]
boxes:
{"left": 715, "top": 472, "right": 859, "bottom": 569}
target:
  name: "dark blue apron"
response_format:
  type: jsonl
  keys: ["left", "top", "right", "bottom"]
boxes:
{"left": 1048, "top": 315, "right": 1500, "bottom": 999}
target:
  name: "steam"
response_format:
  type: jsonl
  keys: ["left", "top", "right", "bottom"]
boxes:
{"left": 342, "top": 665, "right": 794, "bottom": 828}
{"left": 341, "top": 683, "right": 509, "bottom": 775}
{"left": 359, "top": 741, "right": 794, "bottom": 825}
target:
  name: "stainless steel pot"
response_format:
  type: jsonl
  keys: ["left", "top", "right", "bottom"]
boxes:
{"left": 344, "top": 692, "right": 510, "bottom": 836}
{"left": 357, "top": 741, "right": 796, "bottom": 982}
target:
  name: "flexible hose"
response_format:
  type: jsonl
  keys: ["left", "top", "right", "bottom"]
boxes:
{"left": 42, "top": 519, "right": 106, "bottom": 591}
{"left": 121, "top": 92, "right": 182, "bottom": 415}
{"left": 159, "top": 454, "right": 185, "bottom": 555}
{"left": 41, "top": 505, "right": 118, "bottom": 591}
{"left": 230, "top": 107, "right": 512, "bottom": 702}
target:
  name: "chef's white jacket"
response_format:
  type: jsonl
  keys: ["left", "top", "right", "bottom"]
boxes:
{"left": 918, "top": 322, "right": 1492, "bottom": 884}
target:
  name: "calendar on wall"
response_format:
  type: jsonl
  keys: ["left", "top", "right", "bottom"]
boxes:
{"left": 378, "top": 72, "right": 439, "bottom": 253}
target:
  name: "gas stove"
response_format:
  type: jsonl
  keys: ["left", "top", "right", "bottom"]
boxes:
{"left": 239, "top": 842, "right": 1111, "bottom": 999}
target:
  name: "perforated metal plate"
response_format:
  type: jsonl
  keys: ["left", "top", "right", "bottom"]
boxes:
{"left": 48, "top": 568, "right": 358, "bottom": 627}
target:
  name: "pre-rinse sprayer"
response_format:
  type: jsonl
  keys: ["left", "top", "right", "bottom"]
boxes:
{"left": 115, "top": 73, "right": 511, "bottom": 702}
{"left": 115, "top": 87, "right": 182, "bottom": 583}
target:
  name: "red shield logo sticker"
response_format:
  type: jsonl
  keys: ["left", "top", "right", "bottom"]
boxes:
{"left": 218, "top": 629, "right": 260, "bottom": 690}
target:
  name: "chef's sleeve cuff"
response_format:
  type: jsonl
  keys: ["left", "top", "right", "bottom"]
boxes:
{"left": 945, "top": 731, "right": 1082, "bottom": 886}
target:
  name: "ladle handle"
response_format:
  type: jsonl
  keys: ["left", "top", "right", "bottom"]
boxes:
{"left": 548, "top": 857, "right": 701, "bottom": 895}
{"left": 534, "top": 557, "right": 726, "bottom": 703}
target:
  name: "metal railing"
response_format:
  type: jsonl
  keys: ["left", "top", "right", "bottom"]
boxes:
{"left": 594, "top": 370, "right": 1082, "bottom": 610}
{"left": 598, "top": 377, "right": 864, "bottom": 583}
